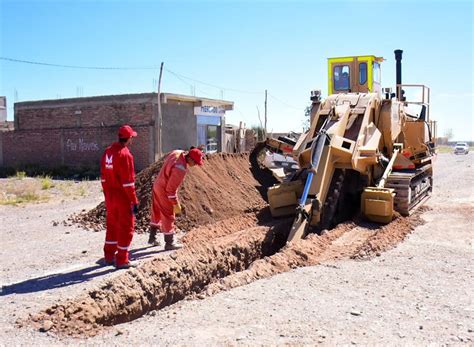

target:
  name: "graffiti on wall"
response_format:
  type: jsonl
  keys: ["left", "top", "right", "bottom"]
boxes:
{"left": 66, "top": 138, "right": 99, "bottom": 152}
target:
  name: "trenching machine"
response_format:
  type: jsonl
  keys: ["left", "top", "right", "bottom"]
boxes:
{"left": 262, "top": 50, "right": 436, "bottom": 242}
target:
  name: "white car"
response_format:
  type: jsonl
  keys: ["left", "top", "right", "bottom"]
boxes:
{"left": 453, "top": 142, "right": 469, "bottom": 155}
{"left": 206, "top": 142, "right": 218, "bottom": 154}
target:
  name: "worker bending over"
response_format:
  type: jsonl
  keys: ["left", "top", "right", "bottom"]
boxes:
{"left": 148, "top": 147, "right": 204, "bottom": 250}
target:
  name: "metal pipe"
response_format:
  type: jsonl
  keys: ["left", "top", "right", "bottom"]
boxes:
{"left": 394, "top": 49, "right": 403, "bottom": 100}
{"left": 377, "top": 148, "right": 400, "bottom": 188}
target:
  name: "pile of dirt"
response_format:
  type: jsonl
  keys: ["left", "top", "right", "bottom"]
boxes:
{"left": 70, "top": 151, "right": 278, "bottom": 233}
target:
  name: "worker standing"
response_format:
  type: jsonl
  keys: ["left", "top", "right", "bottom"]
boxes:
{"left": 100, "top": 125, "right": 139, "bottom": 269}
{"left": 148, "top": 147, "right": 204, "bottom": 250}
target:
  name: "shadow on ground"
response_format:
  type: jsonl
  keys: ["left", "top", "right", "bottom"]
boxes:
{"left": 1, "top": 245, "right": 163, "bottom": 295}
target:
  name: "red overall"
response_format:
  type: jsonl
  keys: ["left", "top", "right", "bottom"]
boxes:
{"left": 150, "top": 150, "right": 187, "bottom": 235}
{"left": 100, "top": 142, "right": 138, "bottom": 266}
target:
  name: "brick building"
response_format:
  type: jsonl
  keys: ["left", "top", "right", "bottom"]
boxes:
{"left": 0, "top": 93, "right": 233, "bottom": 172}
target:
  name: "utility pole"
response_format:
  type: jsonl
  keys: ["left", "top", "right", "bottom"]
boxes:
{"left": 156, "top": 62, "right": 164, "bottom": 160}
{"left": 264, "top": 89, "right": 267, "bottom": 139}
{"left": 256, "top": 106, "right": 263, "bottom": 141}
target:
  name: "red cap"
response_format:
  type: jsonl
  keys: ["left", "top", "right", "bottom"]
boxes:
{"left": 118, "top": 125, "right": 137, "bottom": 139}
{"left": 188, "top": 148, "right": 204, "bottom": 166}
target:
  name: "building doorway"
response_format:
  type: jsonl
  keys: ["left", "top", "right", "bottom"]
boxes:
{"left": 197, "top": 124, "right": 219, "bottom": 154}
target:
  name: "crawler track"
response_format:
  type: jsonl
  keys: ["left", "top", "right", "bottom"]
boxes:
{"left": 387, "top": 165, "right": 433, "bottom": 215}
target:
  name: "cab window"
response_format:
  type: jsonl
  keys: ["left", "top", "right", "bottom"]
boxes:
{"left": 359, "top": 62, "right": 367, "bottom": 85}
{"left": 334, "top": 65, "right": 350, "bottom": 91}
{"left": 373, "top": 62, "right": 380, "bottom": 84}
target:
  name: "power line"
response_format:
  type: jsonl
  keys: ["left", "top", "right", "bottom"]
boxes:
{"left": 267, "top": 93, "right": 303, "bottom": 110}
{"left": 166, "top": 68, "right": 303, "bottom": 110}
{"left": 2, "top": 56, "right": 304, "bottom": 110}
{"left": 0, "top": 56, "right": 159, "bottom": 70}
{"left": 164, "top": 69, "right": 214, "bottom": 97}
{"left": 165, "top": 67, "right": 262, "bottom": 95}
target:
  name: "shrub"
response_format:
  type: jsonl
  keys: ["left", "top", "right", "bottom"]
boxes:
{"left": 14, "top": 171, "right": 27, "bottom": 180}
{"left": 41, "top": 175, "right": 54, "bottom": 190}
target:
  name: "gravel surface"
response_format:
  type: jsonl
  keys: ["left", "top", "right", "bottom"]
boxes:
{"left": 1, "top": 153, "right": 473, "bottom": 345}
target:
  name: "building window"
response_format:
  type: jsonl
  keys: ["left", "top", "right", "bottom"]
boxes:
{"left": 334, "top": 65, "right": 350, "bottom": 91}
{"left": 359, "top": 62, "right": 367, "bottom": 85}
{"left": 206, "top": 126, "right": 218, "bottom": 154}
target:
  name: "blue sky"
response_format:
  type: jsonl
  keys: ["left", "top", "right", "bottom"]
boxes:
{"left": 1, "top": 0, "right": 473, "bottom": 140}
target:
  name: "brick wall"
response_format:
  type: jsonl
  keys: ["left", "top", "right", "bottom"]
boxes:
{"left": 1, "top": 125, "right": 152, "bottom": 172}
{"left": 15, "top": 93, "right": 156, "bottom": 130}
{"left": 2, "top": 129, "right": 63, "bottom": 168}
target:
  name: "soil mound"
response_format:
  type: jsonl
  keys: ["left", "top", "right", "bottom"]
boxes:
{"left": 71, "top": 151, "right": 277, "bottom": 233}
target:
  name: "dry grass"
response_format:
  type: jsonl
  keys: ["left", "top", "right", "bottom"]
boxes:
{"left": 0, "top": 176, "right": 96, "bottom": 206}
{"left": 9, "top": 171, "right": 27, "bottom": 180}
{"left": 437, "top": 145, "right": 474, "bottom": 154}
{"left": 437, "top": 146, "right": 453, "bottom": 154}
{"left": 0, "top": 178, "right": 46, "bottom": 205}
{"left": 56, "top": 181, "right": 89, "bottom": 198}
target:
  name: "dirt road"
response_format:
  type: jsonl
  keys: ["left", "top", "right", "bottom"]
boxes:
{"left": 0, "top": 153, "right": 472, "bottom": 345}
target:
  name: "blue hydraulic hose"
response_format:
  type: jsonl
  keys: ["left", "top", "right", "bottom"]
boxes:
{"left": 299, "top": 171, "right": 314, "bottom": 207}
{"left": 297, "top": 117, "right": 329, "bottom": 209}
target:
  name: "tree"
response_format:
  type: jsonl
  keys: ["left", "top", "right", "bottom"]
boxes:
{"left": 251, "top": 125, "right": 265, "bottom": 142}
{"left": 302, "top": 105, "right": 312, "bottom": 131}
{"left": 443, "top": 128, "right": 454, "bottom": 141}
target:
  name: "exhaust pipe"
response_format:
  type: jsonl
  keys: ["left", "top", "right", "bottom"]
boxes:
{"left": 394, "top": 49, "right": 403, "bottom": 100}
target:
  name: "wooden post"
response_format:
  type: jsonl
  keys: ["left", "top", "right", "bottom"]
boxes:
{"left": 264, "top": 89, "right": 267, "bottom": 139}
{"left": 157, "top": 62, "right": 164, "bottom": 159}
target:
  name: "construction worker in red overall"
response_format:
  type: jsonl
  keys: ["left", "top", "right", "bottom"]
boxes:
{"left": 148, "top": 147, "right": 204, "bottom": 250}
{"left": 100, "top": 125, "right": 139, "bottom": 269}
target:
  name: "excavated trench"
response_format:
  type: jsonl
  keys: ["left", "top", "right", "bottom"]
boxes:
{"left": 30, "top": 149, "right": 427, "bottom": 337}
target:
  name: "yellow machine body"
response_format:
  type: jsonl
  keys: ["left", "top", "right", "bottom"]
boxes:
{"left": 361, "top": 187, "right": 395, "bottom": 224}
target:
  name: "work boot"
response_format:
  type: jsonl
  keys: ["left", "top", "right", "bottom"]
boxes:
{"left": 164, "top": 234, "right": 183, "bottom": 251}
{"left": 148, "top": 227, "right": 161, "bottom": 246}
{"left": 115, "top": 261, "right": 138, "bottom": 270}
{"left": 97, "top": 258, "right": 114, "bottom": 266}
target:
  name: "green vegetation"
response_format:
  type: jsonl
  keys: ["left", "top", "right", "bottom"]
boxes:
{"left": 10, "top": 171, "right": 27, "bottom": 180}
{"left": 40, "top": 175, "right": 54, "bottom": 190}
